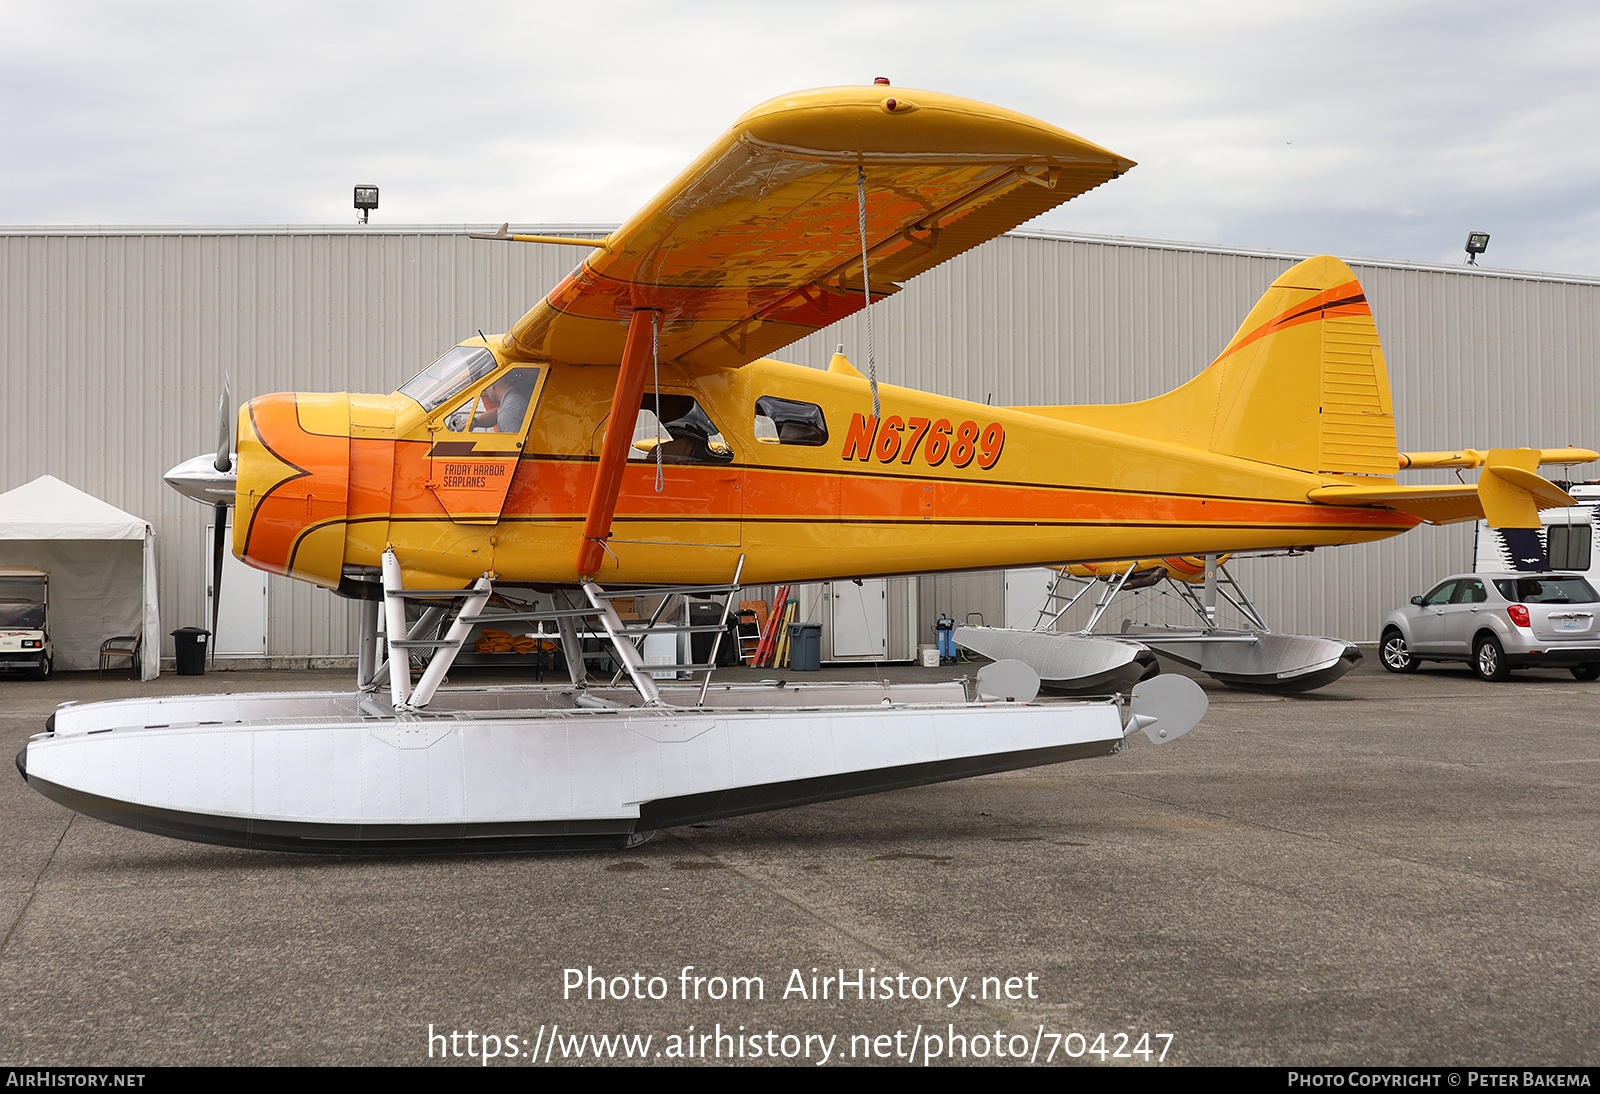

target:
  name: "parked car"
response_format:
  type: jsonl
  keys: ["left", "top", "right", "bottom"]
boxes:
{"left": 1380, "top": 572, "right": 1600, "bottom": 681}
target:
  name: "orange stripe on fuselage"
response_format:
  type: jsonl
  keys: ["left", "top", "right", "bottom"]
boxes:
{"left": 385, "top": 457, "right": 1415, "bottom": 534}
{"left": 741, "top": 465, "right": 1411, "bottom": 531}
{"left": 272, "top": 434, "right": 1417, "bottom": 580}
{"left": 349, "top": 436, "right": 401, "bottom": 517}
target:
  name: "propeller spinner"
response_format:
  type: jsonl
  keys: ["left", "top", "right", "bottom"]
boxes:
{"left": 163, "top": 381, "right": 236, "bottom": 661}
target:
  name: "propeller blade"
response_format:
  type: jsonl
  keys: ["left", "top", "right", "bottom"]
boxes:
{"left": 210, "top": 502, "right": 228, "bottom": 662}
{"left": 214, "top": 377, "right": 233, "bottom": 474}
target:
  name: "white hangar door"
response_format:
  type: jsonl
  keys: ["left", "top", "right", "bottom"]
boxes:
{"left": 1005, "top": 568, "right": 1057, "bottom": 630}
{"left": 830, "top": 579, "right": 888, "bottom": 659}
{"left": 204, "top": 519, "right": 267, "bottom": 656}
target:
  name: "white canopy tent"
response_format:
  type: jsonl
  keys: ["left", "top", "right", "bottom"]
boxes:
{"left": 0, "top": 476, "right": 160, "bottom": 679}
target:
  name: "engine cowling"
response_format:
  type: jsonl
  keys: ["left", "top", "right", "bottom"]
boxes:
{"left": 234, "top": 393, "right": 352, "bottom": 589}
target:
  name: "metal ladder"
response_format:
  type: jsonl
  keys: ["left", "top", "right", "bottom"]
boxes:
{"left": 1169, "top": 561, "right": 1269, "bottom": 631}
{"left": 1028, "top": 554, "right": 1269, "bottom": 636}
{"left": 1032, "top": 566, "right": 1140, "bottom": 633}
{"left": 583, "top": 554, "right": 746, "bottom": 705}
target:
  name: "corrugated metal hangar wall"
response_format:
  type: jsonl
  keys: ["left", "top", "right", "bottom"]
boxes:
{"left": 3, "top": 225, "right": 1596, "bottom": 662}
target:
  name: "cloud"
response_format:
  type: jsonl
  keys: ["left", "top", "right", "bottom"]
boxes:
{"left": 3, "top": 0, "right": 1598, "bottom": 273}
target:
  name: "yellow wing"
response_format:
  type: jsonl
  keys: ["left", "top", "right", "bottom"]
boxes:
{"left": 503, "top": 85, "right": 1134, "bottom": 368}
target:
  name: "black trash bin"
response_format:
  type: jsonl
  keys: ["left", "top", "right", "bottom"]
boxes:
{"left": 172, "top": 627, "right": 210, "bottom": 675}
{"left": 787, "top": 622, "right": 822, "bottom": 671}
{"left": 688, "top": 600, "right": 724, "bottom": 666}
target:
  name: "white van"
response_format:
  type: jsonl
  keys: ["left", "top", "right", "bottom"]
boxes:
{"left": 1474, "top": 482, "right": 1599, "bottom": 579}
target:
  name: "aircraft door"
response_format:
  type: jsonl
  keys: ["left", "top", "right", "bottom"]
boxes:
{"left": 426, "top": 367, "right": 544, "bottom": 524}
{"left": 601, "top": 391, "right": 741, "bottom": 549}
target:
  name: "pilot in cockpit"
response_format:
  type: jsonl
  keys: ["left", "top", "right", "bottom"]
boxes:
{"left": 461, "top": 368, "right": 540, "bottom": 433}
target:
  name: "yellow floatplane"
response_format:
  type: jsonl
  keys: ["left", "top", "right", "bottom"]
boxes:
{"left": 20, "top": 84, "right": 1594, "bottom": 852}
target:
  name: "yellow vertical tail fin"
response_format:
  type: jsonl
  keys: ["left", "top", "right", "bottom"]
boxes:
{"left": 1031, "top": 255, "right": 1399, "bottom": 477}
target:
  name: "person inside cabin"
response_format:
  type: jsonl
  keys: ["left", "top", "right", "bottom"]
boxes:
{"left": 469, "top": 368, "right": 540, "bottom": 433}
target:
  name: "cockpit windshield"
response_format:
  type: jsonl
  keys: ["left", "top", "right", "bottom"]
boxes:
{"left": 397, "top": 346, "right": 499, "bottom": 412}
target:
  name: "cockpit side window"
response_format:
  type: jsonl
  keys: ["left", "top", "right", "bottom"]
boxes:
{"left": 442, "top": 367, "right": 542, "bottom": 434}
{"left": 397, "top": 346, "right": 498, "bottom": 412}
{"left": 629, "top": 394, "right": 733, "bottom": 465}
{"left": 753, "top": 396, "right": 828, "bottom": 446}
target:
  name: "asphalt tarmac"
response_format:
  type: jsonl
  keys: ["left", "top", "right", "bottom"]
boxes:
{"left": 1, "top": 657, "right": 1595, "bottom": 1067}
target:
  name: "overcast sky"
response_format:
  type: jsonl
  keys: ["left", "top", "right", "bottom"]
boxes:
{"left": 3, "top": 1, "right": 1597, "bottom": 275}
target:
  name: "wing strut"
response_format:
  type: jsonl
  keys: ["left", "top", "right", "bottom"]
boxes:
{"left": 577, "top": 308, "right": 660, "bottom": 577}
{"left": 855, "top": 167, "right": 881, "bottom": 419}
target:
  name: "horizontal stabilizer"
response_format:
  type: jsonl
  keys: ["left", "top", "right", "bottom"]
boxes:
{"left": 1307, "top": 483, "right": 1482, "bottom": 525}
{"left": 1397, "top": 446, "right": 1598, "bottom": 470}
{"left": 1309, "top": 449, "right": 1575, "bottom": 528}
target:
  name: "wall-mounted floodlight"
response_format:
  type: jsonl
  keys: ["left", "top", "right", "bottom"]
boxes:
{"left": 354, "top": 185, "right": 379, "bottom": 225}
{"left": 1464, "top": 231, "right": 1490, "bottom": 266}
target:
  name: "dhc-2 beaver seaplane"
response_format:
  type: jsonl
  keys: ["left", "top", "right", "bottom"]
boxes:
{"left": 19, "top": 84, "right": 1595, "bottom": 853}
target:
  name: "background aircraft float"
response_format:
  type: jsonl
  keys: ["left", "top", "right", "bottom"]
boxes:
{"left": 955, "top": 552, "right": 1368, "bottom": 695}
{"left": 20, "top": 84, "right": 1594, "bottom": 853}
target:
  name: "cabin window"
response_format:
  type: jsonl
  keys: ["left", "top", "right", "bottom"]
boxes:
{"left": 1420, "top": 581, "right": 1456, "bottom": 607}
{"left": 629, "top": 394, "right": 733, "bottom": 465}
{"left": 442, "top": 368, "right": 541, "bottom": 434}
{"left": 397, "top": 346, "right": 498, "bottom": 412}
{"left": 753, "top": 396, "right": 828, "bottom": 446}
{"left": 1548, "top": 524, "right": 1592, "bottom": 571}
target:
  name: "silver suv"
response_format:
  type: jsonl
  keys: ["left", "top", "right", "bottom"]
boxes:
{"left": 1380, "top": 573, "right": 1600, "bottom": 681}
